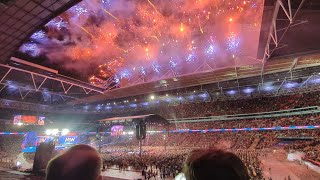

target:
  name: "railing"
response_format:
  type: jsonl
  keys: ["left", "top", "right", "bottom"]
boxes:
{"left": 168, "top": 125, "right": 320, "bottom": 133}
{"left": 169, "top": 106, "right": 320, "bottom": 123}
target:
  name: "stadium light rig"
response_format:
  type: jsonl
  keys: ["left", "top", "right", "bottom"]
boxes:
{"left": 62, "top": 129, "right": 70, "bottom": 135}
{"left": 243, "top": 87, "right": 254, "bottom": 94}
{"left": 52, "top": 129, "right": 59, "bottom": 135}
{"left": 45, "top": 129, "right": 69, "bottom": 136}
{"left": 262, "top": 84, "right": 274, "bottom": 92}
{"left": 45, "top": 129, "right": 52, "bottom": 135}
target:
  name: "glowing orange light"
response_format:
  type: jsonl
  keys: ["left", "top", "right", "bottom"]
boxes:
{"left": 180, "top": 23, "right": 184, "bottom": 32}
{"left": 229, "top": 18, "right": 233, "bottom": 22}
{"left": 145, "top": 48, "right": 149, "bottom": 52}
{"left": 243, "top": 1, "right": 246, "bottom": 5}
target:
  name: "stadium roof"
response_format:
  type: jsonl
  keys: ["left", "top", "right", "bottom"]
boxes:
{"left": 69, "top": 52, "right": 320, "bottom": 105}
{"left": 0, "top": 57, "right": 103, "bottom": 105}
{"left": 0, "top": 0, "right": 81, "bottom": 63}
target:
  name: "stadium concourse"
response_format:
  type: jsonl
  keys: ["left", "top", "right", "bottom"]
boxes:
{"left": 0, "top": 0, "right": 320, "bottom": 180}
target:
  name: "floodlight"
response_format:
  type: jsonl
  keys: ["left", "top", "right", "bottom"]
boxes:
{"left": 62, "top": 129, "right": 70, "bottom": 135}
{"left": 45, "top": 129, "right": 52, "bottom": 135}
{"left": 243, "top": 87, "right": 254, "bottom": 94}
{"left": 16, "top": 161, "right": 21, "bottom": 167}
{"left": 227, "top": 90, "right": 236, "bottom": 95}
{"left": 52, "top": 129, "right": 59, "bottom": 135}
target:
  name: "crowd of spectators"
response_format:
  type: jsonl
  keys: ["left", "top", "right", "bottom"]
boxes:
{"left": 0, "top": 91, "right": 319, "bottom": 179}
{"left": 98, "top": 114, "right": 320, "bottom": 150}
{"left": 0, "top": 122, "right": 318, "bottom": 179}
{"left": 98, "top": 127, "right": 319, "bottom": 179}
{"left": 305, "top": 149, "right": 320, "bottom": 162}
{"left": 0, "top": 135, "right": 23, "bottom": 162}
{"left": 154, "top": 92, "right": 320, "bottom": 119}
{"left": 235, "top": 150, "right": 263, "bottom": 179}
{"left": 102, "top": 151, "right": 185, "bottom": 179}
{"left": 284, "top": 139, "right": 320, "bottom": 162}
{"left": 62, "top": 90, "right": 320, "bottom": 119}
{"left": 101, "top": 149, "right": 264, "bottom": 180}
{"left": 167, "top": 115, "right": 320, "bottom": 130}
{"left": 98, "top": 114, "right": 320, "bottom": 179}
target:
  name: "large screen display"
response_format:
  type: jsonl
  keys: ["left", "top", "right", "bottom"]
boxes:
{"left": 111, "top": 125, "right": 124, "bottom": 136}
{"left": 38, "top": 116, "right": 45, "bottom": 125}
{"left": 21, "top": 132, "right": 78, "bottom": 153}
{"left": 13, "top": 115, "right": 23, "bottom": 125}
{"left": 13, "top": 115, "right": 45, "bottom": 125}
{"left": 58, "top": 136, "right": 79, "bottom": 145}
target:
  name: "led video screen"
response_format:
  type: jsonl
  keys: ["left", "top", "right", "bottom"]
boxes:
{"left": 13, "top": 115, "right": 45, "bottom": 125}
{"left": 111, "top": 125, "right": 124, "bottom": 136}
{"left": 21, "top": 132, "right": 78, "bottom": 153}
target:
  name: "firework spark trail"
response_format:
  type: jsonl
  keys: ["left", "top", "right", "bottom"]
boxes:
{"left": 151, "top": 35, "right": 159, "bottom": 41}
{"left": 198, "top": 20, "right": 204, "bottom": 34}
{"left": 127, "top": 46, "right": 135, "bottom": 52}
{"left": 20, "top": 0, "right": 264, "bottom": 87}
{"left": 116, "top": 46, "right": 129, "bottom": 53}
{"left": 103, "top": 9, "right": 119, "bottom": 21}
{"left": 147, "top": 0, "right": 161, "bottom": 15}
{"left": 75, "top": 24, "right": 94, "bottom": 38}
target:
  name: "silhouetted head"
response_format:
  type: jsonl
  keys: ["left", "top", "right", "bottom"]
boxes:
{"left": 183, "top": 149, "right": 249, "bottom": 180}
{"left": 46, "top": 144, "right": 102, "bottom": 180}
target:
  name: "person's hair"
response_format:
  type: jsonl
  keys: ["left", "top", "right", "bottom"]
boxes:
{"left": 46, "top": 144, "right": 102, "bottom": 180}
{"left": 183, "top": 149, "right": 250, "bottom": 180}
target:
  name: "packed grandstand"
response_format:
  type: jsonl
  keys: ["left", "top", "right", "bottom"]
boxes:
{"left": 1, "top": 93, "right": 320, "bottom": 179}
{"left": 0, "top": 0, "right": 320, "bottom": 179}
